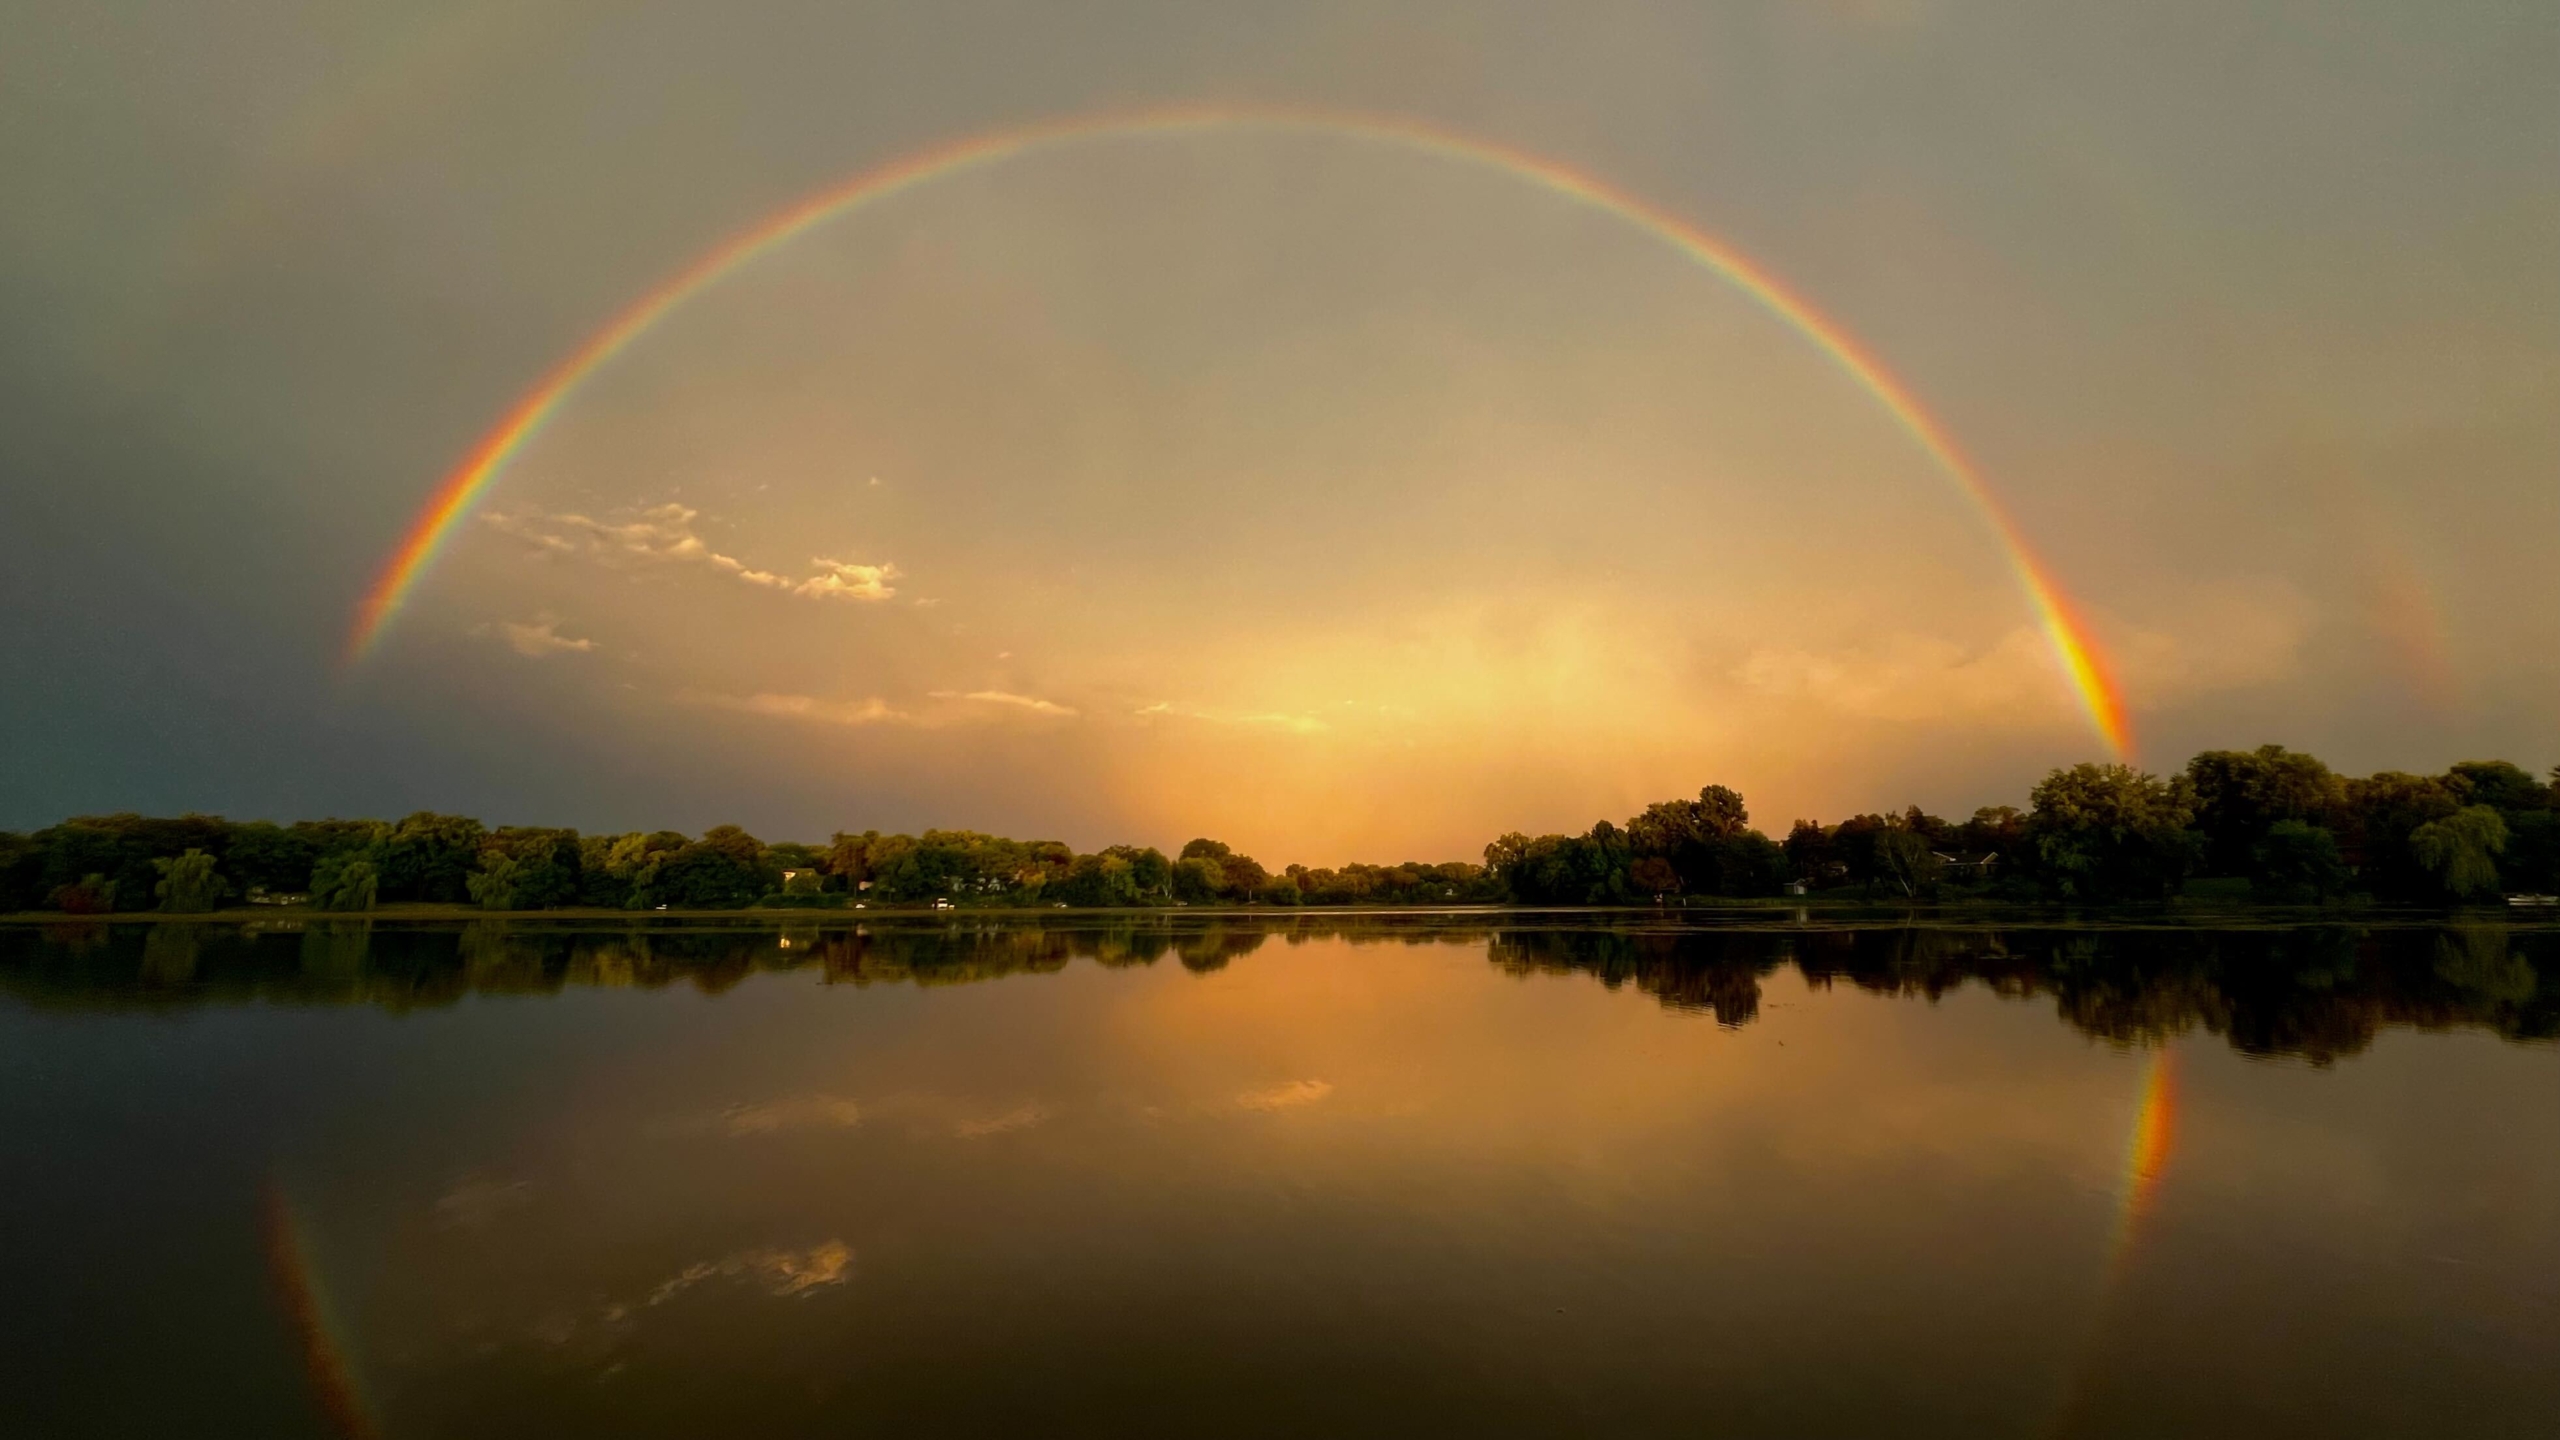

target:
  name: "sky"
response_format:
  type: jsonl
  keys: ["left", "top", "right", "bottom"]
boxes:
{"left": 1, "top": 0, "right": 2553, "bottom": 864}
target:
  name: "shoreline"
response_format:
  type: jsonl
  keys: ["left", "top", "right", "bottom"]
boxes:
{"left": 5, "top": 898, "right": 2548, "bottom": 929}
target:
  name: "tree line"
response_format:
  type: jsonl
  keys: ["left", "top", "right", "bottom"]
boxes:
{"left": 2, "top": 746, "right": 2553, "bottom": 914}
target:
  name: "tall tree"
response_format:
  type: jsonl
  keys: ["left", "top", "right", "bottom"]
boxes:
{"left": 2027, "top": 764, "right": 2203, "bottom": 901}
{"left": 2344, "top": 773, "right": 2462, "bottom": 899}
{"left": 152, "top": 849, "right": 227, "bottom": 913}
{"left": 309, "top": 854, "right": 379, "bottom": 912}
{"left": 2187, "top": 745, "right": 2346, "bottom": 876}
{"left": 2409, "top": 807, "right": 2509, "bottom": 901}
{"left": 378, "top": 812, "right": 487, "bottom": 903}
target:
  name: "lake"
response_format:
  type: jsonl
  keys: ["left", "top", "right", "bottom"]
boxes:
{"left": 2, "top": 913, "right": 2554, "bottom": 1438}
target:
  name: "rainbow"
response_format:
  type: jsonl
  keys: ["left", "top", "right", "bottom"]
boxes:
{"left": 2046, "top": 1044, "right": 2181, "bottom": 1435}
{"left": 346, "top": 104, "right": 2132, "bottom": 757}
{"left": 2110, "top": 1045, "right": 2179, "bottom": 1262}
{"left": 261, "top": 1180, "right": 382, "bottom": 1440}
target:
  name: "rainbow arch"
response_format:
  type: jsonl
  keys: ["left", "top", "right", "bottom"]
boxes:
{"left": 347, "top": 104, "right": 2132, "bottom": 758}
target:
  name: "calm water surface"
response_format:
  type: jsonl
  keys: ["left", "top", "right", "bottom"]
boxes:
{"left": 2, "top": 915, "right": 2555, "bottom": 1438}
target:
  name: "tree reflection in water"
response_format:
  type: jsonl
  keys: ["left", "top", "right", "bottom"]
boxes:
{"left": 1, "top": 915, "right": 2551, "bottom": 1063}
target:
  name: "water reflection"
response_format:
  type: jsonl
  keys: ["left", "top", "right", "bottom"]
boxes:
{"left": 6, "top": 915, "right": 2557, "bottom": 1439}
{"left": 3, "top": 915, "right": 2552, "bottom": 1063}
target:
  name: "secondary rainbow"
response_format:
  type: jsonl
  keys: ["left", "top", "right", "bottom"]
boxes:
{"left": 347, "top": 104, "right": 2133, "bottom": 758}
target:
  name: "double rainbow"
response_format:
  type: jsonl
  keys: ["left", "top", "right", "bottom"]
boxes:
{"left": 346, "top": 104, "right": 2132, "bottom": 758}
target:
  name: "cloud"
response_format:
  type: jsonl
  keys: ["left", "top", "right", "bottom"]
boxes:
{"left": 478, "top": 616, "right": 594, "bottom": 658}
{"left": 1734, "top": 629, "right": 2057, "bottom": 724}
{"left": 485, "top": 501, "right": 726, "bottom": 566}
{"left": 720, "top": 1094, "right": 863, "bottom": 1136}
{"left": 2105, "top": 581, "right": 2314, "bottom": 701}
{"left": 690, "top": 689, "right": 1076, "bottom": 728}
{"left": 952, "top": 1104, "right": 1050, "bottom": 1137}
{"left": 692, "top": 691, "right": 909, "bottom": 726}
{"left": 1236, "top": 1078, "right": 1333, "bottom": 1112}
{"left": 1136, "top": 701, "right": 1327, "bottom": 734}
{"left": 642, "top": 1240, "right": 854, "bottom": 1307}
{"left": 484, "top": 504, "right": 897, "bottom": 603}
{"left": 793, "top": 558, "right": 899, "bottom": 602}
{"left": 930, "top": 689, "right": 1078, "bottom": 717}
{"left": 1733, "top": 585, "right": 2313, "bottom": 737}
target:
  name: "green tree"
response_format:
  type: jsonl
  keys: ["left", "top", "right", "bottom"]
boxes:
{"left": 1172, "top": 854, "right": 1227, "bottom": 903}
{"left": 1629, "top": 855, "right": 1681, "bottom": 898}
{"left": 1174, "top": 839, "right": 1268, "bottom": 903}
{"left": 0, "top": 832, "right": 43, "bottom": 912}
{"left": 2187, "top": 745, "right": 2345, "bottom": 877}
{"left": 655, "top": 826, "right": 776, "bottom": 908}
{"left": 309, "top": 854, "right": 379, "bottom": 912}
{"left": 1054, "top": 849, "right": 1143, "bottom": 907}
{"left": 2027, "top": 763, "right": 2204, "bottom": 901}
{"left": 1783, "top": 820, "right": 1836, "bottom": 889}
{"left": 1829, "top": 814, "right": 1893, "bottom": 893}
{"left": 465, "top": 852, "right": 524, "bottom": 910}
{"left": 1626, "top": 785, "right": 1756, "bottom": 894}
{"left": 1484, "top": 826, "right": 1635, "bottom": 905}
{"left": 2447, "top": 760, "right": 2550, "bottom": 815}
{"left": 2501, "top": 811, "right": 2559, "bottom": 895}
{"left": 582, "top": 830, "right": 685, "bottom": 908}
{"left": 2408, "top": 806, "right": 2508, "bottom": 901}
{"left": 224, "top": 821, "right": 318, "bottom": 897}
{"left": 152, "top": 849, "right": 228, "bottom": 913}
{"left": 2344, "top": 772, "right": 2462, "bottom": 899}
{"left": 2250, "top": 820, "right": 2350, "bottom": 901}
{"left": 33, "top": 813, "right": 226, "bottom": 912}
{"left": 378, "top": 812, "right": 487, "bottom": 903}
{"left": 1873, "top": 828, "right": 1942, "bottom": 898}
{"left": 479, "top": 827, "right": 582, "bottom": 908}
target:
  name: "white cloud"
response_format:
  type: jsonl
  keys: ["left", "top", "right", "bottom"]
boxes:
{"left": 484, "top": 504, "right": 898, "bottom": 604}
{"left": 1237, "top": 1079, "right": 1333, "bottom": 1112}
{"left": 480, "top": 616, "right": 595, "bottom": 658}
{"left": 1136, "top": 701, "right": 1327, "bottom": 734}
{"left": 930, "top": 689, "right": 1077, "bottom": 717}
{"left": 689, "top": 688, "right": 1079, "bottom": 728}
{"left": 693, "top": 691, "right": 909, "bottom": 726}
{"left": 793, "top": 558, "right": 898, "bottom": 602}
